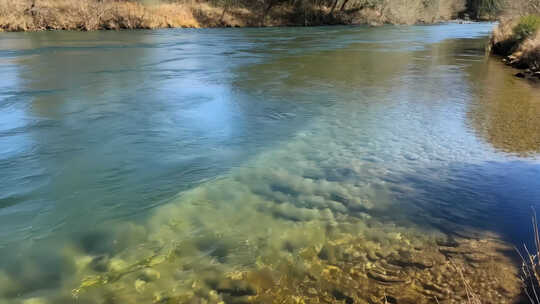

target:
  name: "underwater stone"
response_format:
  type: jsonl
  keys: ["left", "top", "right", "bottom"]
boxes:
{"left": 358, "top": 212, "right": 371, "bottom": 220}
{"left": 384, "top": 295, "right": 398, "bottom": 304}
{"left": 152, "top": 292, "right": 164, "bottom": 303}
{"left": 366, "top": 250, "right": 378, "bottom": 261}
{"left": 220, "top": 294, "right": 251, "bottom": 304}
{"left": 108, "top": 258, "right": 128, "bottom": 272}
{"left": 436, "top": 237, "right": 459, "bottom": 248}
{"left": 420, "top": 281, "right": 446, "bottom": 294}
{"left": 134, "top": 279, "right": 146, "bottom": 293}
{"left": 438, "top": 246, "right": 470, "bottom": 257}
{"left": 140, "top": 268, "right": 160, "bottom": 282}
{"left": 21, "top": 298, "right": 47, "bottom": 304}
{"left": 464, "top": 253, "right": 488, "bottom": 263}
{"left": 73, "top": 255, "right": 94, "bottom": 272}
{"left": 89, "top": 255, "right": 109, "bottom": 272}
{"left": 78, "top": 231, "right": 117, "bottom": 255}
{"left": 215, "top": 279, "right": 256, "bottom": 297}
{"left": 208, "top": 290, "right": 220, "bottom": 301}
{"left": 389, "top": 251, "right": 434, "bottom": 270}
{"left": 317, "top": 245, "right": 333, "bottom": 262}
{"left": 332, "top": 289, "right": 354, "bottom": 304}
{"left": 148, "top": 255, "right": 168, "bottom": 267}
{"left": 0, "top": 270, "right": 20, "bottom": 298}
{"left": 367, "top": 268, "right": 409, "bottom": 285}
{"left": 195, "top": 237, "right": 230, "bottom": 263}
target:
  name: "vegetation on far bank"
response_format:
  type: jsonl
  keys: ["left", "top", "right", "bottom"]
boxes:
{"left": 0, "top": 0, "right": 508, "bottom": 32}
{"left": 490, "top": 0, "right": 540, "bottom": 80}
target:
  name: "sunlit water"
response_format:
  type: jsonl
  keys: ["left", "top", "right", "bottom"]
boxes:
{"left": 1, "top": 23, "right": 540, "bottom": 304}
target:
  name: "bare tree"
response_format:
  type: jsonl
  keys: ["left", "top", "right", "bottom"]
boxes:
{"left": 340, "top": 0, "right": 350, "bottom": 11}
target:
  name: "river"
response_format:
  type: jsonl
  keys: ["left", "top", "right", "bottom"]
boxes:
{"left": 1, "top": 23, "right": 540, "bottom": 303}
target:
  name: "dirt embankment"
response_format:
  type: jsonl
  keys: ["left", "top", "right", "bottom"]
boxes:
{"left": 0, "top": 0, "right": 468, "bottom": 32}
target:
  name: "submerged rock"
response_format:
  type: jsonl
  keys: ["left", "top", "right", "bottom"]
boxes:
{"left": 214, "top": 279, "right": 256, "bottom": 297}
{"left": 21, "top": 298, "right": 48, "bottom": 304}
{"left": 140, "top": 269, "right": 161, "bottom": 282}
{"left": 134, "top": 279, "right": 147, "bottom": 293}
{"left": 89, "top": 255, "right": 110, "bottom": 272}
{"left": 367, "top": 268, "right": 409, "bottom": 285}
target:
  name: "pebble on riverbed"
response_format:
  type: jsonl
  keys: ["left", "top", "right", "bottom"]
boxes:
{"left": 23, "top": 143, "right": 524, "bottom": 304}
{"left": 67, "top": 225, "right": 520, "bottom": 304}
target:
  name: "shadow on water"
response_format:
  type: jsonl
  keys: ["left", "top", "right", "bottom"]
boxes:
{"left": 373, "top": 160, "right": 540, "bottom": 247}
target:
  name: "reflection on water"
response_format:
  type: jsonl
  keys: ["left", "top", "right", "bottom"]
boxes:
{"left": 0, "top": 23, "right": 539, "bottom": 303}
{"left": 468, "top": 57, "right": 540, "bottom": 155}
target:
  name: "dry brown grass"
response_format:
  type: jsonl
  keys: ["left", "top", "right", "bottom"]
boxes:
{"left": 0, "top": 0, "right": 471, "bottom": 31}
{"left": 491, "top": 17, "right": 518, "bottom": 44}
{"left": 515, "top": 211, "right": 540, "bottom": 303}
{"left": 0, "top": 0, "right": 204, "bottom": 31}
{"left": 445, "top": 260, "right": 483, "bottom": 304}
{"left": 516, "top": 30, "right": 540, "bottom": 70}
{"left": 490, "top": 15, "right": 540, "bottom": 74}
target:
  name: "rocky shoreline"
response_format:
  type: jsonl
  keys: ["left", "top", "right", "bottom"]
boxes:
{"left": 508, "top": 66, "right": 540, "bottom": 81}
{"left": 503, "top": 56, "right": 540, "bottom": 81}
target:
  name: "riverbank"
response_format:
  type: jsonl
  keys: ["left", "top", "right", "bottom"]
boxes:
{"left": 0, "top": 0, "right": 469, "bottom": 32}
{"left": 490, "top": 15, "right": 540, "bottom": 81}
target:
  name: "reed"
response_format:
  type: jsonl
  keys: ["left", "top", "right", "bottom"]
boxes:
{"left": 447, "top": 260, "right": 482, "bottom": 304}
{"left": 516, "top": 210, "right": 540, "bottom": 304}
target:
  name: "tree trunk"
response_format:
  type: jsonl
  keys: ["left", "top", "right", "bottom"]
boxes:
{"left": 220, "top": 4, "right": 229, "bottom": 23}
{"left": 340, "top": 0, "right": 349, "bottom": 11}
{"left": 329, "top": 0, "right": 339, "bottom": 14}
{"left": 261, "top": 0, "right": 275, "bottom": 26}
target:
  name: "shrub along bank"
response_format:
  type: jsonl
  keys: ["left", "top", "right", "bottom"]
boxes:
{"left": 491, "top": 14, "right": 540, "bottom": 80}
{"left": 0, "top": 0, "right": 471, "bottom": 31}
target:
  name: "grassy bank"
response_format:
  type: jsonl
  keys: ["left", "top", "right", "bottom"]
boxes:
{"left": 0, "top": 0, "right": 471, "bottom": 32}
{"left": 491, "top": 15, "right": 540, "bottom": 79}
{"left": 489, "top": 0, "right": 540, "bottom": 80}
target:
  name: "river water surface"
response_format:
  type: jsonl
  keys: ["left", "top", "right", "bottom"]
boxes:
{"left": 1, "top": 23, "right": 540, "bottom": 304}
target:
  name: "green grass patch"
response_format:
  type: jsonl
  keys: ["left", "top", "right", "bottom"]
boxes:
{"left": 513, "top": 14, "right": 540, "bottom": 41}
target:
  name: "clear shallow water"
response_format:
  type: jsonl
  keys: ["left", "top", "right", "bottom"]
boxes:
{"left": 1, "top": 23, "right": 540, "bottom": 303}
